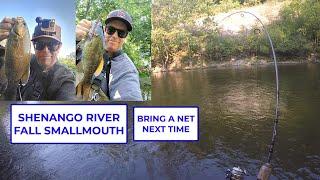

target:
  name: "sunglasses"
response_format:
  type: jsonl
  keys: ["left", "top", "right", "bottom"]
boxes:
{"left": 105, "top": 26, "right": 128, "bottom": 38}
{"left": 33, "top": 41, "right": 60, "bottom": 52}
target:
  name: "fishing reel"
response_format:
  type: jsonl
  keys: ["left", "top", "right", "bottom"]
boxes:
{"left": 91, "top": 90, "right": 100, "bottom": 101}
{"left": 225, "top": 166, "right": 248, "bottom": 180}
{"left": 36, "top": 17, "right": 56, "bottom": 32}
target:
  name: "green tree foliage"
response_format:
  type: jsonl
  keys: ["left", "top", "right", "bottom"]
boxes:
{"left": 272, "top": 0, "right": 320, "bottom": 56}
{"left": 59, "top": 52, "right": 77, "bottom": 74}
{"left": 152, "top": 0, "right": 320, "bottom": 71}
{"left": 152, "top": 0, "right": 259, "bottom": 70}
{"left": 59, "top": 57, "right": 77, "bottom": 74}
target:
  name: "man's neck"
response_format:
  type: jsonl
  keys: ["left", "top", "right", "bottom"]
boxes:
{"left": 106, "top": 50, "right": 122, "bottom": 58}
{"left": 35, "top": 59, "right": 56, "bottom": 73}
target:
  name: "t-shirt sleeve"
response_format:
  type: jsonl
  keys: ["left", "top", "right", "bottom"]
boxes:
{"left": 109, "top": 70, "right": 143, "bottom": 101}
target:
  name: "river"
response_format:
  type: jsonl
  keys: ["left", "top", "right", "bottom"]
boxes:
{"left": 1, "top": 63, "right": 319, "bottom": 179}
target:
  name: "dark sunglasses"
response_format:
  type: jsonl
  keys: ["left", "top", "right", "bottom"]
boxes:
{"left": 33, "top": 41, "right": 60, "bottom": 52}
{"left": 105, "top": 26, "right": 128, "bottom": 38}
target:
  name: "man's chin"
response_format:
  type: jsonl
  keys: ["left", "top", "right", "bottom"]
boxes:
{"left": 106, "top": 47, "right": 119, "bottom": 53}
{"left": 37, "top": 58, "right": 54, "bottom": 70}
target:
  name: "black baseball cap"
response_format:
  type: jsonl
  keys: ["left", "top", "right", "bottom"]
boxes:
{"left": 105, "top": 10, "right": 133, "bottom": 31}
{"left": 31, "top": 17, "right": 61, "bottom": 43}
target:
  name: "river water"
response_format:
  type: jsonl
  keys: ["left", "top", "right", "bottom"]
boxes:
{"left": 1, "top": 63, "right": 319, "bottom": 179}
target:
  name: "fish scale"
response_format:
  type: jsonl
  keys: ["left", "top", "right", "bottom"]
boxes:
{"left": 76, "top": 20, "right": 104, "bottom": 101}
{"left": 4, "top": 17, "right": 31, "bottom": 100}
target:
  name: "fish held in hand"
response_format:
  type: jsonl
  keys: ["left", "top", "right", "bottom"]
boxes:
{"left": 4, "top": 17, "right": 31, "bottom": 100}
{"left": 76, "top": 20, "right": 104, "bottom": 101}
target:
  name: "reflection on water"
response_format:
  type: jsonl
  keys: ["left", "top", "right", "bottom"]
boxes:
{"left": 1, "top": 63, "right": 320, "bottom": 179}
{"left": 152, "top": 64, "right": 320, "bottom": 179}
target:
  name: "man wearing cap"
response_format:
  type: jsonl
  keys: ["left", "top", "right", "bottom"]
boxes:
{"left": 76, "top": 9, "right": 143, "bottom": 101}
{"left": 0, "top": 17, "right": 76, "bottom": 100}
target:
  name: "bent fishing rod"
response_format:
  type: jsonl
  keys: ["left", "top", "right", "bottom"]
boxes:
{"left": 216, "top": 11, "right": 280, "bottom": 180}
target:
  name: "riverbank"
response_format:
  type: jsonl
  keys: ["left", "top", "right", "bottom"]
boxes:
{"left": 152, "top": 58, "right": 320, "bottom": 73}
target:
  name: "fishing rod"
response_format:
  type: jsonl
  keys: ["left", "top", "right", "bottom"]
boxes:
{"left": 216, "top": 11, "right": 280, "bottom": 180}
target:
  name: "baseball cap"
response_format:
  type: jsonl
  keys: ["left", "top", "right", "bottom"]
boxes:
{"left": 31, "top": 17, "right": 61, "bottom": 43}
{"left": 105, "top": 9, "right": 133, "bottom": 31}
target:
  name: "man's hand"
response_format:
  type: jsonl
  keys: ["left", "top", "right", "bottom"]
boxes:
{"left": 76, "top": 19, "right": 92, "bottom": 41}
{"left": 0, "top": 17, "right": 14, "bottom": 41}
{"left": 0, "top": 17, "right": 12, "bottom": 96}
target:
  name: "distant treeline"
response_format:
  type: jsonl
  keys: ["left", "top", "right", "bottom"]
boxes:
{"left": 152, "top": 0, "right": 320, "bottom": 70}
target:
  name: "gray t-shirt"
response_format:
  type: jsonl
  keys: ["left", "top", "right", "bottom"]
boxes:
{"left": 107, "top": 53, "right": 143, "bottom": 101}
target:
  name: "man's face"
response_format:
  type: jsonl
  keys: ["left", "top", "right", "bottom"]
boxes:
{"left": 105, "top": 20, "right": 128, "bottom": 53}
{"left": 33, "top": 37, "right": 61, "bottom": 71}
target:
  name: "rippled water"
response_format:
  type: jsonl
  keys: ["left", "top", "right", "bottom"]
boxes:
{"left": 1, "top": 63, "right": 320, "bottom": 179}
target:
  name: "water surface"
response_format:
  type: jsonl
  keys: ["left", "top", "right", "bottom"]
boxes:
{"left": 1, "top": 63, "right": 319, "bottom": 179}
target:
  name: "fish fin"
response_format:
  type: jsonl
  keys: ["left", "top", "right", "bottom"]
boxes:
{"left": 76, "top": 81, "right": 92, "bottom": 101}
{"left": 0, "top": 69, "right": 8, "bottom": 95}
{"left": 82, "top": 83, "right": 92, "bottom": 101}
{"left": 0, "top": 60, "right": 6, "bottom": 77}
{"left": 20, "top": 66, "right": 30, "bottom": 85}
{"left": 0, "top": 61, "right": 7, "bottom": 94}
{"left": 94, "top": 58, "right": 104, "bottom": 76}
{"left": 76, "top": 81, "right": 83, "bottom": 99}
{"left": 76, "top": 60, "right": 84, "bottom": 73}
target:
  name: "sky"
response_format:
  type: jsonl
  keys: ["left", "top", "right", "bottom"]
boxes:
{"left": 0, "top": 0, "right": 76, "bottom": 57}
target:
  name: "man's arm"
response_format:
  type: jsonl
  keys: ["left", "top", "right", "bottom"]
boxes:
{"left": 50, "top": 66, "right": 76, "bottom": 101}
{"left": 55, "top": 79, "right": 76, "bottom": 101}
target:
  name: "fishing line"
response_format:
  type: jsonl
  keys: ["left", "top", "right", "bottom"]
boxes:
{"left": 18, "top": 80, "right": 23, "bottom": 101}
{"left": 216, "top": 11, "right": 280, "bottom": 179}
